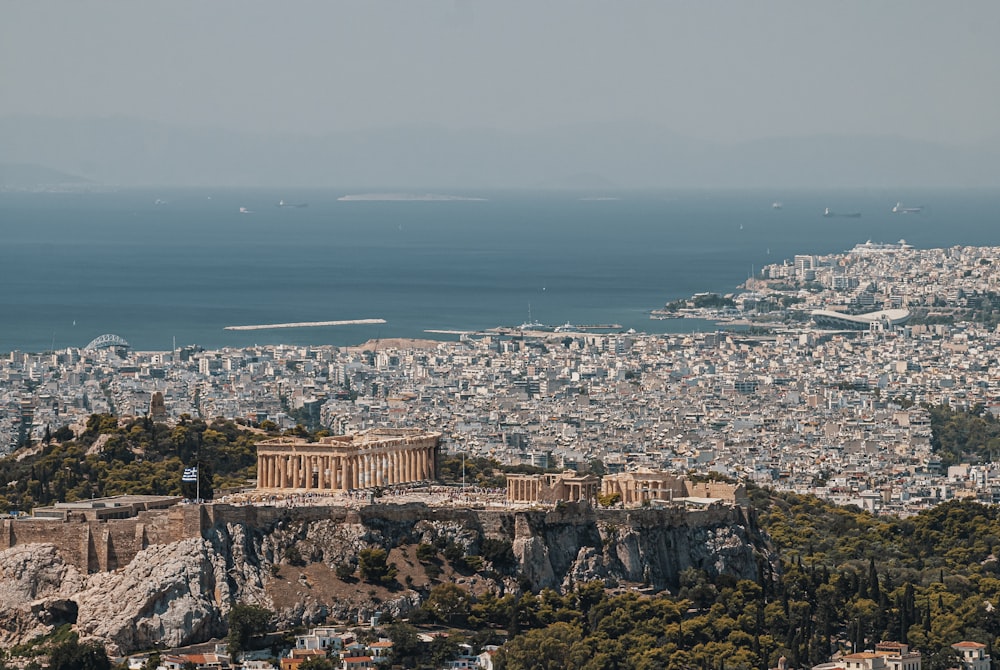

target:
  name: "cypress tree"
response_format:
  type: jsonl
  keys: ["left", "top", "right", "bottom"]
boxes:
{"left": 868, "top": 558, "right": 881, "bottom": 602}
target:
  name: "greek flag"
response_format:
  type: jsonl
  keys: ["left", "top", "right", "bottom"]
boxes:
{"left": 182, "top": 466, "right": 198, "bottom": 483}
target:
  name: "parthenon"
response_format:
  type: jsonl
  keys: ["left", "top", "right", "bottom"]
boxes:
{"left": 256, "top": 428, "right": 440, "bottom": 492}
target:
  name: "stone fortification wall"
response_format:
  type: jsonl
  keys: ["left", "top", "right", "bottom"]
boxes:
{"left": 0, "top": 505, "right": 206, "bottom": 573}
{"left": 684, "top": 481, "right": 750, "bottom": 505}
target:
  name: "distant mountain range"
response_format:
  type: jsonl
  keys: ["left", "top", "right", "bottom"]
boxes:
{"left": 1, "top": 115, "right": 997, "bottom": 189}
{"left": 0, "top": 162, "right": 90, "bottom": 188}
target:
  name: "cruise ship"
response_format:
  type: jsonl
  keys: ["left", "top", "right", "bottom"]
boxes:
{"left": 849, "top": 239, "right": 912, "bottom": 255}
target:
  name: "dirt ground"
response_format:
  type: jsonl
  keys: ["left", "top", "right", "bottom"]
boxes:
{"left": 266, "top": 543, "right": 496, "bottom": 616}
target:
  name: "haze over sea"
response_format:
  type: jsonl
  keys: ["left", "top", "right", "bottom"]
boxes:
{"left": 2, "top": 189, "right": 998, "bottom": 355}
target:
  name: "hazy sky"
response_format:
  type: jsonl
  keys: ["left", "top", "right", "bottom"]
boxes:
{"left": 3, "top": 1, "right": 998, "bottom": 145}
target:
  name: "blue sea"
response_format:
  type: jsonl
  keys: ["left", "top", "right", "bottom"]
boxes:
{"left": 1, "top": 189, "right": 998, "bottom": 354}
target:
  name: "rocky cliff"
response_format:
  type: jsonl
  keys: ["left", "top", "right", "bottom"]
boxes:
{"left": 0, "top": 501, "right": 775, "bottom": 655}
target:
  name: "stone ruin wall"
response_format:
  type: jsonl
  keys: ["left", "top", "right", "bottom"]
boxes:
{"left": 0, "top": 505, "right": 198, "bottom": 573}
{"left": 684, "top": 481, "right": 749, "bottom": 504}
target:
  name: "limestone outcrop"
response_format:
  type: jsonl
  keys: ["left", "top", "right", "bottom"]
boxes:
{"left": 0, "top": 501, "right": 775, "bottom": 655}
{"left": 0, "top": 544, "right": 85, "bottom": 647}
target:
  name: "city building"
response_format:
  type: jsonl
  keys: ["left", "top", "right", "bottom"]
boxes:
{"left": 810, "top": 308, "right": 911, "bottom": 331}
{"left": 952, "top": 642, "right": 990, "bottom": 670}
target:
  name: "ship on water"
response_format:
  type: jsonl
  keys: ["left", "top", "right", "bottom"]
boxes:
{"left": 823, "top": 207, "right": 861, "bottom": 218}
{"left": 892, "top": 201, "right": 922, "bottom": 214}
{"left": 277, "top": 199, "right": 309, "bottom": 208}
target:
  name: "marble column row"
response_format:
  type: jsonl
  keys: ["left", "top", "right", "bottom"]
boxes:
{"left": 257, "top": 446, "right": 435, "bottom": 490}
{"left": 508, "top": 478, "right": 542, "bottom": 502}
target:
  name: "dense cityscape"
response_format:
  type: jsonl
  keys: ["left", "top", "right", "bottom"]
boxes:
{"left": 6, "top": 240, "right": 1000, "bottom": 670}
{"left": 5, "top": 242, "right": 1000, "bottom": 517}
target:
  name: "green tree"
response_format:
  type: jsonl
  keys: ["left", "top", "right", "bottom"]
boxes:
{"left": 283, "top": 544, "right": 306, "bottom": 566}
{"left": 358, "top": 547, "right": 398, "bottom": 586}
{"left": 500, "top": 621, "right": 590, "bottom": 670}
{"left": 386, "top": 623, "right": 424, "bottom": 669}
{"left": 422, "top": 583, "right": 473, "bottom": 625}
{"left": 596, "top": 492, "right": 621, "bottom": 508}
{"left": 226, "top": 603, "right": 272, "bottom": 654}
{"left": 416, "top": 543, "right": 438, "bottom": 563}
{"left": 46, "top": 636, "right": 111, "bottom": 670}
{"left": 481, "top": 538, "right": 516, "bottom": 570}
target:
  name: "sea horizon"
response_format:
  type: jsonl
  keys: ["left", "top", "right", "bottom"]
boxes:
{"left": 2, "top": 187, "right": 998, "bottom": 355}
